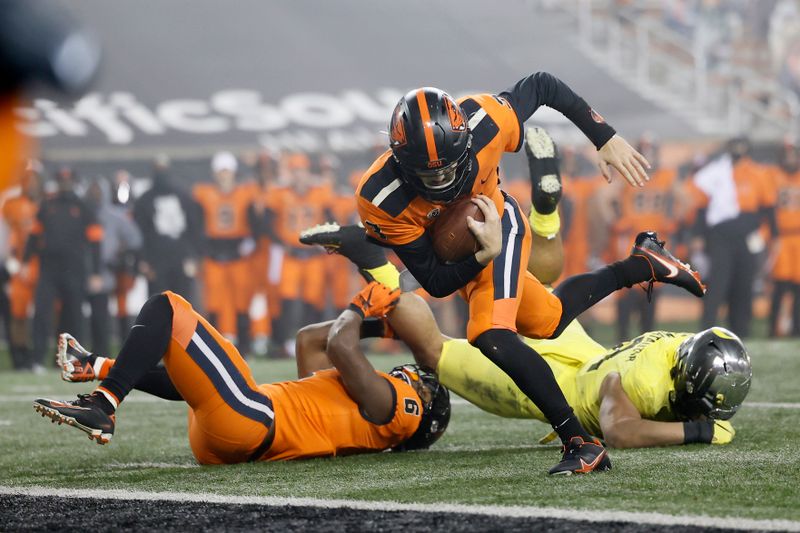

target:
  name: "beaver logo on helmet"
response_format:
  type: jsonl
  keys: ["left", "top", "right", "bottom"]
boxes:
{"left": 389, "top": 104, "right": 407, "bottom": 148}
{"left": 445, "top": 97, "right": 467, "bottom": 133}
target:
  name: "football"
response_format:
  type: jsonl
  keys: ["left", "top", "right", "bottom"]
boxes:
{"left": 429, "top": 196, "right": 485, "bottom": 263}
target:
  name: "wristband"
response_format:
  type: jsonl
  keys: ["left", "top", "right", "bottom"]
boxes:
{"left": 347, "top": 303, "right": 365, "bottom": 318}
{"left": 683, "top": 420, "right": 714, "bottom": 444}
{"left": 359, "top": 318, "right": 386, "bottom": 339}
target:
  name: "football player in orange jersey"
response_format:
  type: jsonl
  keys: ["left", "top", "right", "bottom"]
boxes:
{"left": 768, "top": 140, "right": 800, "bottom": 336}
{"left": 193, "top": 152, "right": 259, "bottom": 355}
{"left": 611, "top": 135, "right": 679, "bottom": 342}
{"left": 356, "top": 76, "right": 706, "bottom": 474}
{"left": 264, "top": 153, "right": 333, "bottom": 356}
{"left": 2, "top": 162, "right": 43, "bottom": 369}
{"left": 33, "top": 282, "right": 450, "bottom": 462}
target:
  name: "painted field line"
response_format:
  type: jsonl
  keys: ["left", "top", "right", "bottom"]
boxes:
{"left": 0, "top": 485, "right": 797, "bottom": 531}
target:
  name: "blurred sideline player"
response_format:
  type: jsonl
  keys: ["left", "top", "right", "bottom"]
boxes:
{"left": 356, "top": 79, "right": 706, "bottom": 475}
{"left": 2, "top": 162, "right": 42, "bottom": 369}
{"left": 299, "top": 220, "right": 750, "bottom": 451}
{"left": 608, "top": 134, "right": 678, "bottom": 342}
{"left": 193, "top": 152, "right": 258, "bottom": 355}
{"left": 34, "top": 283, "right": 450, "bottom": 463}
{"left": 264, "top": 153, "right": 333, "bottom": 356}
{"left": 768, "top": 139, "right": 800, "bottom": 336}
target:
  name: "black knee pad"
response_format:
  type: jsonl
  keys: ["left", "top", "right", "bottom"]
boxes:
{"left": 135, "top": 293, "right": 173, "bottom": 329}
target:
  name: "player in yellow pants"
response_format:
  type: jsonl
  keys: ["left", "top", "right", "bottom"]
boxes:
{"left": 299, "top": 217, "right": 751, "bottom": 449}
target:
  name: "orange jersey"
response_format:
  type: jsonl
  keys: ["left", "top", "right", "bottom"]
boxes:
{"left": 193, "top": 183, "right": 257, "bottom": 240}
{"left": 357, "top": 93, "right": 521, "bottom": 245}
{"left": 269, "top": 185, "right": 332, "bottom": 248}
{"left": 561, "top": 176, "right": 603, "bottom": 277}
{"left": 2, "top": 194, "right": 37, "bottom": 258}
{"left": 329, "top": 192, "right": 359, "bottom": 225}
{"left": 772, "top": 169, "right": 800, "bottom": 235}
{"left": 615, "top": 168, "right": 677, "bottom": 253}
{"left": 259, "top": 369, "right": 422, "bottom": 460}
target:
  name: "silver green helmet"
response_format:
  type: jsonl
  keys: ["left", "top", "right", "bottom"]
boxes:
{"left": 670, "top": 327, "right": 752, "bottom": 421}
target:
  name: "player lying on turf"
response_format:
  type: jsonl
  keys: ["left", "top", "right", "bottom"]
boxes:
{"left": 299, "top": 222, "right": 751, "bottom": 450}
{"left": 32, "top": 286, "right": 451, "bottom": 463}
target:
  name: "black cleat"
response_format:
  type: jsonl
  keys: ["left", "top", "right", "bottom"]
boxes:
{"left": 631, "top": 231, "right": 706, "bottom": 298}
{"left": 525, "top": 127, "right": 562, "bottom": 215}
{"left": 549, "top": 436, "right": 611, "bottom": 476}
{"left": 33, "top": 393, "right": 115, "bottom": 444}
{"left": 299, "top": 222, "right": 387, "bottom": 273}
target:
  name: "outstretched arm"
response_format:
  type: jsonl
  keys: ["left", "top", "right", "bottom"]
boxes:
{"left": 598, "top": 373, "right": 734, "bottom": 448}
{"left": 325, "top": 282, "right": 401, "bottom": 423}
{"left": 501, "top": 71, "right": 650, "bottom": 187}
{"left": 326, "top": 309, "right": 395, "bottom": 423}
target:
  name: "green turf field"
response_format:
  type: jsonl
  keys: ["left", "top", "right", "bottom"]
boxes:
{"left": 1, "top": 339, "right": 798, "bottom": 523}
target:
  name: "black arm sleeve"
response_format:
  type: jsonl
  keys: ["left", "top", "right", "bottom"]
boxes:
{"left": 499, "top": 71, "right": 616, "bottom": 150}
{"left": 392, "top": 234, "right": 484, "bottom": 298}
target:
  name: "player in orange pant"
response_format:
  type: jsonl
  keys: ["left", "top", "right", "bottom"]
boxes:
{"left": 33, "top": 283, "right": 450, "bottom": 463}
{"left": 768, "top": 141, "right": 800, "bottom": 336}
{"left": 612, "top": 136, "right": 678, "bottom": 342}
{"left": 264, "top": 153, "right": 333, "bottom": 356}
{"left": 2, "top": 163, "right": 42, "bottom": 369}
{"left": 193, "top": 152, "right": 259, "bottom": 355}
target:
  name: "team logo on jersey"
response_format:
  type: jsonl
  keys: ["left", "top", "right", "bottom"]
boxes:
{"left": 389, "top": 106, "right": 407, "bottom": 148}
{"left": 444, "top": 97, "right": 466, "bottom": 132}
{"left": 426, "top": 207, "right": 441, "bottom": 219}
{"left": 590, "top": 108, "right": 606, "bottom": 124}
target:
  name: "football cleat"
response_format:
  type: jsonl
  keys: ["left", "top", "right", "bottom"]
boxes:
{"left": 548, "top": 436, "right": 611, "bottom": 476}
{"left": 57, "top": 333, "right": 99, "bottom": 382}
{"left": 299, "top": 222, "right": 387, "bottom": 273}
{"left": 525, "top": 127, "right": 562, "bottom": 215}
{"left": 630, "top": 231, "right": 706, "bottom": 298}
{"left": 33, "top": 393, "right": 115, "bottom": 444}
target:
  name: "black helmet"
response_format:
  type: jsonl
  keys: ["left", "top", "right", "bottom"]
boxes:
{"left": 389, "top": 364, "right": 451, "bottom": 451}
{"left": 389, "top": 88, "right": 472, "bottom": 203}
{"left": 670, "top": 327, "right": 752, "bottom": 421}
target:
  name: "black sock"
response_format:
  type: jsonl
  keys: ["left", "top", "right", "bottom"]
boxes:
{"left": 608, "top": 256, "right": 652, "bottom": 288}
{"left": 553, "top": 416, "right": 593, "bottom": 444}
{"left": 92, "top": 391, "right": 116, "bottom": 415}
{"left": 473, "top": 329, "right": 593, "bottom": 444}
{"left": 98, "top": 294, "right": 173, "bottom": 405}
{"left": 550, "top": 256, "right": 652, "bottom": 338}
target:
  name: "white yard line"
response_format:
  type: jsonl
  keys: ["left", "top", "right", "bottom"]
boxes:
{"left": 0, "top": 485, "right": 797, "bottom": 531}
{"left": 108, "top": 462, "right": 199, "bottom": 470}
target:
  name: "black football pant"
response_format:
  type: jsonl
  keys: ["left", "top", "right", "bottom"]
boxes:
{"left": 769, "top": 281, "right": 800, "bottom": 337}
{"left": 701, "top": 229, "right": 756, "bottom": 337}
{"left": 32, "top": 265, "right": 87, "bottom": 367}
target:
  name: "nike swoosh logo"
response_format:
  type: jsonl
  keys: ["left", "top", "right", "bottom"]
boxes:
{"left": 644, "top": 251, "right": 679, "bottom": 278}
{"left": 577, "top": 451, "right": 606, "bottom": 473}
{"left": 131, "top": 325, "right": 145, "bottom": 330}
